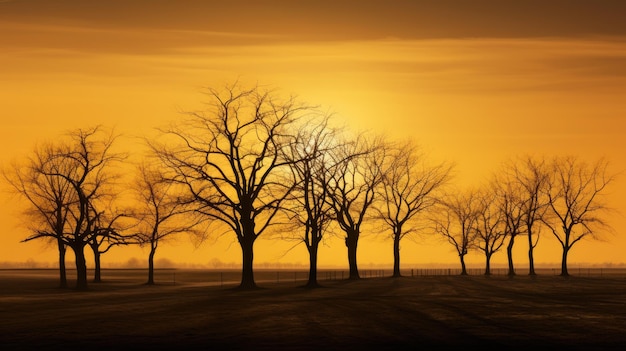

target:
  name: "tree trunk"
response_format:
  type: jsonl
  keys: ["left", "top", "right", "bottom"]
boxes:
{"left": 527, "top": 227, "right": 536, "bottom": 276}
{"left": 506, "top": 235, "right": 515, "bottom": 276}
{"left": 345, "top": 230, "right": 360, "bottom": 280}
{"left": 305, "top": 242, "right": 319, "bottom": 288}
{"left": 459, "top": 254, "right": 468, "bottom": 275}
{"left": 57, "top": 239, "right": 67, "bottom": 288}
{"left": 392, "top": 229, "right": 401, "bottom": 278}
{"left": 147, "top": 244, "right": 156, "bottom": 285}
{"left": 239, "top": 234, "right": 257, "bottom": 289}
{"left": 560, "top": 245, "right": 570, "bottom": 277}
{"left": 484, "top": 252, "right": 492, "bottom": 276}
{"left": 91, "top": 245, "right": 102, "bottom": 283}
{"left": 73, "top": 244, "right": 88, "bottom": 290}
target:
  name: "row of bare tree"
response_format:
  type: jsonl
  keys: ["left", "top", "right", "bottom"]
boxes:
{"left": 2, "top": 83, "right": 618, "bottom": 290}
{"left": 432, "top": 155, "right": 615, "bottom": 278}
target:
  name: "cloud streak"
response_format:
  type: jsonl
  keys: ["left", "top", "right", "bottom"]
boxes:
{"left": 3, "top": 0, "right": 626, "bottom": 43}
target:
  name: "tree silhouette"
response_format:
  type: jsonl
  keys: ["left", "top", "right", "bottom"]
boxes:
{"left": 14, "top": 126, "right": 124, "bottom": 290}
{"left": 431, "top": 189, "right": 479, "bottom": 275}
{"left": 376, "top": 139, "right": 452, "bottom": 277}
{"left": 132, "top": 162, "right": 202, "bottom": 285}
{"left": 152, "top": 82, "right": 310, "bottom": 289}
{"left": 3, "top": 142, "right": 77, "bottom": 288}
{"left": 542, "top": 156, "right": 617, "bottom": 276}
{"left": 490, "top": 172, "right": 525, "bottom": 276}
{"left": 87, "top": 200, "right": 132, "bottom": 283}
{"left": 284, "top": 116, "right": 338, "bottom": 288}
{"left": 326, "top": 133, "right": 384, "bottom": 280}
{"left": 504, "top": 155, "right": 549, "bottom": 276}
{"left": 474, "top": 187, "right": 507, "bottom": 275}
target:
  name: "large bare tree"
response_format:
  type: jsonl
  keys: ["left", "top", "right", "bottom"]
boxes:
{"left": 326, "top": 133, "right": 384, "bottom": 280}
{"left": 431, "top": 189, "right": 479, "bottom": 275}
{"left": 377, "top": 139, "right": 452, "bottom": 277}
{"left": 3, "top": 143, "right": 77, "bottom": 288}
{"left": 542, "top": 156, "right": 617, "bottom": 276}
{"left": 152, "top": 83, "right": 310, "bottom": 289}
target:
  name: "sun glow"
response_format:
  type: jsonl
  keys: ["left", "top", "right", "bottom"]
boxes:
{"left": 1, "top": 1, "right": 625, "bottom": 270}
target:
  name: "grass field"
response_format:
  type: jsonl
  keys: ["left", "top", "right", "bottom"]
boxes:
{"left": 1, "top": 269, "right": 625, "bottom": 350}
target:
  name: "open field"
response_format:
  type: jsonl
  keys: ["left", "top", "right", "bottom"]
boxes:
{"left": 1, "top": 269, "right": 626, "bottom": 350}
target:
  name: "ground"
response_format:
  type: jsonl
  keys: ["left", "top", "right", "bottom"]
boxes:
{"left": 1, "top": 269, "right": 625, "bottom": 350}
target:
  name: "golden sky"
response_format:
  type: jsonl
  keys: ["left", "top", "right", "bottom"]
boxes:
{"left": 1, "top": 0, "right": 625, "bottom": 268}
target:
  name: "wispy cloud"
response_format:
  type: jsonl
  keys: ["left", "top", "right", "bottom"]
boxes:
{"left": 2, "top": 0, "right": 626, "bottom": 41}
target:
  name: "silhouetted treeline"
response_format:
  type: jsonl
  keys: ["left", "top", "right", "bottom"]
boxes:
{"left": 2, "top": 82, "right": 618, "bottom": 290}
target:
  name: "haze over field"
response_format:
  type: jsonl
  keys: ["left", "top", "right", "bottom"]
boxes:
{"left": 1, "top": 0, "right": 625, "bottom": 269}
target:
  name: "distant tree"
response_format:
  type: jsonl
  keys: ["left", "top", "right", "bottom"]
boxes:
{"left": 152, "top": 82, "right": 310, "bottom": 289}
{"left": 431, "top": 189, "right": 479, "bottom": 275}
{"left": 473, "top": 187, "right": 507, "bottom": 275}
{"left": 326, "top": 133, "right": 384, "bottom": 280}
{"left": 132, "top": 162, "right": 202, "bottom": 285}
{"left": 3, "top": 143, "right": 76, "bottom": 288}
{"left": 376, "top": 139, "right": 452, "bottom": 277}
{"left": 284, "top": 116, "right": 338, "bottom": 288}
{"left": 504, "top": 155, "right": 549, "bottom": 276}
{"left": 542, "top": 156, "right": 617, "bottom": 276}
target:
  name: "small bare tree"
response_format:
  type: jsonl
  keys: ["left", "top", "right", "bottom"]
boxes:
{"left": 473, "top": 187, "right": 507, "bottom": 275}
{"left": 542, "top": 156, "right": 617, "bottom": 276}
{"left": 376, "top": 139, "right": 452, "bottom": 277}
{"left": 431, "top": 189, "right": 479, "bottom": 275}
{"left": 490, "top": 170, "right": 526, "bottom": 276}
{"left": 283, "top": 116, "right": 338, "bottom": 288}
{"left": 133, "top": 162, "right": 202, "bottom": 285}
{"left": 152, "top": 82, "right": 310, "bottom": 289}
{"left": 326, "top": 132, "right": 384, "bottom": 280}
{"left": 87, "top": 200, "right": 133, "bottom": 283}
{"left": 505, "top": 155, "right": 549, "bottom": 276}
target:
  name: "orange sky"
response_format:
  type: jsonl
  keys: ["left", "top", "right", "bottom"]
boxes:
{"left": 1, "top": 0, "right": 625, "bottom": 269}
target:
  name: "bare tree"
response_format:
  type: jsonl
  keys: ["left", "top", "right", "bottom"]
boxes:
{"left": 491, "top": 171, "right": 525, "bottom": 276}
{"left": 473, "top": 187, "right": 507, "bottom": 275}
{"left": 326, "top": 133, "right": 384, "bottom": 280}
{"left": 133, "top": 162, "right": 202, "bottom": 285}
{"left": 542, "top": 156, "right": 617, "bottom": 276}
{"left": 34, "top": 126, "right": 124, "bottom": 290}
{"left": 152, "top": 83, "right": 310, "bottom": 289}
{"left": 376, "top": 139, "right": 452, "bottom": 277}
{"left": 431, "top": 189, "right": 479, "bottom": 275}
{"left": 3, "top": 143, "right": 77, "bottom": 288}
{"left": 283, "top": 116, "right": 338, "bottom": 288}
{"left": 87, "top": 200, "right": 132, "bottom": 283}
{"left": 504, "top": 155, "right": 549, "bottom": 276}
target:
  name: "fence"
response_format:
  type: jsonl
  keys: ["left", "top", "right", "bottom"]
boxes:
{"left": 146, "top": 267, "right": 626, "bottom": 286}
{"left": 3, "top": 267, "right": 624, "bottom": 288}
